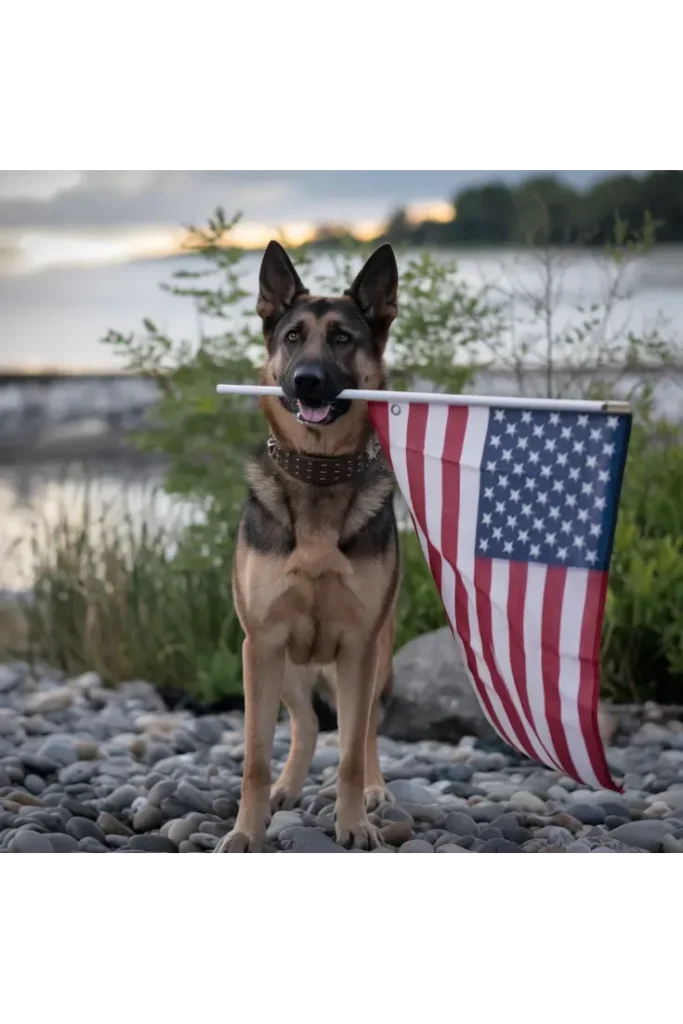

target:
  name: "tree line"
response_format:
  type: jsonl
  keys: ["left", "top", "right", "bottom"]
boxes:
{"left": 311, "top": 171, "right": 683, "bottom": 248}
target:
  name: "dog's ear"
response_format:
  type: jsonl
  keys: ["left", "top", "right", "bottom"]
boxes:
{"left": 345, "top": 243, "right": 398, "bottom": 330}
{"left": 257, "top": 240, "right": 308, "bottom": 324}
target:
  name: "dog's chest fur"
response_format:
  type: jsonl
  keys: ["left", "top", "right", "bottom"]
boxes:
{"left": 241, "top": 446, "right": 397, "bottom": 561}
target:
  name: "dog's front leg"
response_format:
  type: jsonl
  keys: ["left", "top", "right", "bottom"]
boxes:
{"left": 334, "top": 640, "right": 384, "bottom": 850}
{"left": 214, "top": 636, "right": 283, "bottom": 853}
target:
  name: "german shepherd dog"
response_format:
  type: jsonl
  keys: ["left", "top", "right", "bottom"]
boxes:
{"left": 214, "top": 240, "right": 400, "bottom": 852}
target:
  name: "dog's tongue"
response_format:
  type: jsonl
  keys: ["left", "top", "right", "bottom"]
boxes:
{"left": 297, "top": 401, "right": 331, "bottom": 423}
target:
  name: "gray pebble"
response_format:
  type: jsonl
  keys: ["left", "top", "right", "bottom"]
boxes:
{"left": 398, "top": 840, "right": 434, "bottom": 853}
{"left": 105, "top": 784, "right": 139, "bottom": 811}
{"left": 47, "top": 833, "right": 79, "bottom": 853}
{"left": 436, "top": 843, "right": 472, "bottom": 853}
{"left": 8, "top": 831, "right": 53, "bottom": 852}
{"left": 565, "top": 803, "right": 606, "bottom": 825}
{"left": 481, "top": 837, "right": 524, "bottom": 852}
{"left": 212, "top": 796, "right": 239, "bottom": 818}
{"left": 78, "top": 837, "right": 109, "bottom": 852}
{"left": 23, "top": 774, "right": 46, "bottom": 796}
{"left": 387, "top": 780, "right": 438, "bottom": 805}
{"left": 189, "top": 832, "right": 218, "bottom": 850}
{"left": 129, "top": 834, "right": 178, "bottom": 852}
{"left": 446, "top": 811, "right": 479, "bottom": 835}
{"left": 96, "top": 812, "right": 132, "bottom": 837}
{"left": 67, "top": 817, "right": 107, "bottom": 843}
{"left": 175, "top": 781, "right": 213, "bottom": 814}
{"left": 609, "top": 820, "right": 676, "bottom": 852}
{"left": 132, "top": 803, "right": 164, "bottom": 832}
{"left": 147, "top": 779, "right": 176, "bottom": 806}
{"left": 166, "top": 815, "right": 205, "bottom": 846}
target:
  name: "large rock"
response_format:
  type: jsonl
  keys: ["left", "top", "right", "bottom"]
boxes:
{"left": 381, "top": 628, "right": 498, "bottom": 744}
{"left": 381, "top": 627, "right": 623, "bottom": 748}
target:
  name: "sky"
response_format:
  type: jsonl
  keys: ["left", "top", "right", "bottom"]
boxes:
{"left": 0, "top": 170, "right": 629, "bottom": 276}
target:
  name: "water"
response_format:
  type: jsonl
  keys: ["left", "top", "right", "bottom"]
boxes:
{"left": 1, "top": 245, "right": 682, "bottom": 592}
{"left": 1, "top": 246, "right": 682, "bottom": 371}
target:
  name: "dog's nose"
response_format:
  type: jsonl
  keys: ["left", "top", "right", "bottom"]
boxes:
{"left": 293, "top": 363, "right": 326, "bottom": 404}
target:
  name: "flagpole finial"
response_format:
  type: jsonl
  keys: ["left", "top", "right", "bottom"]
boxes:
{"left": 602, "top": 401, "right": 631, "bottom": 414}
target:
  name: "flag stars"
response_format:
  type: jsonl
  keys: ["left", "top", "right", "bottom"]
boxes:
{"left": 477, "top": 408, "right": 625, "bottom": 572}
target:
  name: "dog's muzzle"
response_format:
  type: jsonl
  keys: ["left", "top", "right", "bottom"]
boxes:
{"left": 281, "top": 360, "right": 353, "bottom": 426}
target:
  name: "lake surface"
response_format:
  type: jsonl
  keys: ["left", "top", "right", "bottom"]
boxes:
{"left": 1, "top": 245, "right": 682, "bottom": 592}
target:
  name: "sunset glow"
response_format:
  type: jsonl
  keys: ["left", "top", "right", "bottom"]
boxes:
{"left": 0, "top": 199, "right": 455, "bottom": 275}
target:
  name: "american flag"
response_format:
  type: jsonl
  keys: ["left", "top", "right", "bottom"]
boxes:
{"left": 368, "top": 398, "right": 631, "bottom": 791}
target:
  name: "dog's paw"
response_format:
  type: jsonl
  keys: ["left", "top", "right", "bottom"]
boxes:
{"left": 364, "top": 784, "right": 395, "bottom": 812}
{"left": 213, "top": 828, "right": 265, "bottom": 853}
{"left": 335, "top": 817, "right": 384, "bottom": 851}
{"left": 270, "top": 782, "right": 301, "bottom": 812}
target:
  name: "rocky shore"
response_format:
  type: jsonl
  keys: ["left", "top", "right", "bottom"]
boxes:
{"left": 2, "top": 659, "right": 683, "bottom": 853}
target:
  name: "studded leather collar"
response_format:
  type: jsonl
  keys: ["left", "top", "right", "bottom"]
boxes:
{"left": 267, "top": 436, "right": 376, "bottom": 486}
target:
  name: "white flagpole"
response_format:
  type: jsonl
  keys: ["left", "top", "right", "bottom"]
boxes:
{"left": 216, "top": 383, "right": 630, "bottom": 415}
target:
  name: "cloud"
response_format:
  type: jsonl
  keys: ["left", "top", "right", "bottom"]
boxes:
{"left": 0, "top": 171, "right": 298, "bottom": 229}
{"left": 0, "top": 170, "right": 620, "bottom": 231}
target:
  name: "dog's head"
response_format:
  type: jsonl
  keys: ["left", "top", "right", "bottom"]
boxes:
{"left": 257, "top": 240, "right": 398, "bottom": 431}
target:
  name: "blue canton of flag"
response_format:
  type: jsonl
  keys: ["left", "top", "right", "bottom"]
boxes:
{"left": 476, "top": 409, "right": 631, "bottom": 571}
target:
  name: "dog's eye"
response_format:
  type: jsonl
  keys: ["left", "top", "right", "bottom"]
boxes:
{"left": 286, "top": 329, "right": 300, "bottom": 343}
{"left": 336, "top": 331, "right": 350, "bottom": 344}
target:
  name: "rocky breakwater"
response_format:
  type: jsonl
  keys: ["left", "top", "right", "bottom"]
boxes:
{"left": 2, "top": 656, "right": 683, "bottom": 853}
